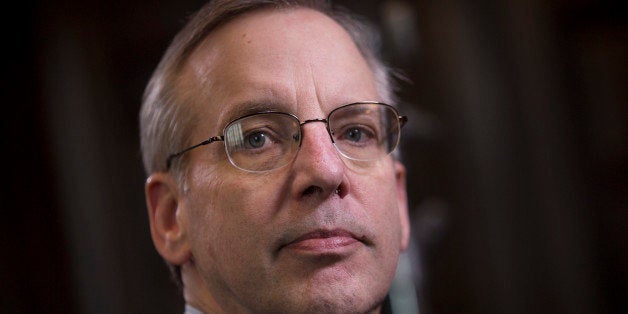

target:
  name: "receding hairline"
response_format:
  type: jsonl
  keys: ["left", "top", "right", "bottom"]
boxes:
{"left": 176, "top": 6, "right": 352, "bottom": 91}
{"left": 187, "top": 6, "right": 357, "bottom": 61}
{"left": 167, "top": 2, "right": 333, "bottom": 78}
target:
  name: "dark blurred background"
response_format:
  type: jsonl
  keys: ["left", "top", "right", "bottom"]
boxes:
{"left": 2, "top": 0, "right": 626, "bottom": 313}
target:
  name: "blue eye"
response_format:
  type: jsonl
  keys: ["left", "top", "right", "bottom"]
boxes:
{"left": 246, "top": 132, "right": 266, "bottom": 148}
{"left": 345, "top": 128, "right": 363, "bottom": 142}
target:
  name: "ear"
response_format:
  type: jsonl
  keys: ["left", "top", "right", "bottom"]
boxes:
{"left": 145, "top": 172, "right": 191, "bottom": 265}
{"left": 394, "top": 161, "right": 411, "bottom": 251}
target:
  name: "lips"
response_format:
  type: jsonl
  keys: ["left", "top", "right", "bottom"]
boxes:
{"left": 281, "top": 229, "right": 363, "bottom": 253}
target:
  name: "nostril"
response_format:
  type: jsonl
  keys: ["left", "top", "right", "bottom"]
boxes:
{"left": 301, "top": 186, "right": 322, "bottom": 197}
{"left": 335, "top": 184, "right": 348, "bottom": 198}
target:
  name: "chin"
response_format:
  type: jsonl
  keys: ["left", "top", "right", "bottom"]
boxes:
{"left": 266, "top": 277, "right": 387, "bottom": 314}
{"left": 260, "top": 295, "right": 382, "bottom": 314}
{"left": 303, "top": 296, "right": 383, "bottom": 314}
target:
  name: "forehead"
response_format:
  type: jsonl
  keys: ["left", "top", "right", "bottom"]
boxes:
{"left": 181, "top": 7, "right": 379, "bottom": 127}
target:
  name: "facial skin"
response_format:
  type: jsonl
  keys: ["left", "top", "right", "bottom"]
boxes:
{"left": 146, "top": 8, "right": 410, "bottom": 314}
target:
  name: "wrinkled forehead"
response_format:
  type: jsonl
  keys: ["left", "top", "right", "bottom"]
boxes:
{"left": 178, "top": 7, "right": 379, "bottom": 133}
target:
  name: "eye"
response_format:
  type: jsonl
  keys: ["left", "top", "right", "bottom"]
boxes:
{"left": 335, "top": 124, "right": 376, "bottom": 146}
{"left": 345, "top": 128, "right": 363, "bottom": 142}
{"left": 246, "top": 131, "right": 267, "bottom": 148}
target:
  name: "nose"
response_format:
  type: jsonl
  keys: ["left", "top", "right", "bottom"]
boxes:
{"left": 290, "top": 121, "right": 348, "bottom": 199}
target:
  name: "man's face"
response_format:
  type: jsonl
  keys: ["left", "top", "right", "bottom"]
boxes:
{"left": 177, "top": 8, "right": 409, "bottom": 313}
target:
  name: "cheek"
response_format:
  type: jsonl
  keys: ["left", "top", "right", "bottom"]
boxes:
{"left": 351, "top": 159, "right": 398, "bottom": 203}
{"left": 185, "top": 167, "right": 284, "bottom": 260}
{"left": 351, "top": 162, "right": 403, "bottom": 241}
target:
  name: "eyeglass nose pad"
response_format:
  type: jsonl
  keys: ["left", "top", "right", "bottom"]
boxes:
{"left": 292, "top": 132, "right": 303, "bottom": 148}
{"left": 299, "top": 118, "right": 333, "bottom": 145}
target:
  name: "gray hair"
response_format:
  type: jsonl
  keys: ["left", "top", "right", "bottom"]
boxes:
{"left": 140, "top": 0, "right": 397, "bottom": 180}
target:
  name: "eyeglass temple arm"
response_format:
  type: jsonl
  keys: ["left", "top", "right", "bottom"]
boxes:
{"left": 166, "top": 136, "right": 225, "bottom": 170}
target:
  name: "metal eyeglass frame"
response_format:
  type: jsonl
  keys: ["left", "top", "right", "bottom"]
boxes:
{"left": 165, "top": 101, "right": 408, "bottom": 171}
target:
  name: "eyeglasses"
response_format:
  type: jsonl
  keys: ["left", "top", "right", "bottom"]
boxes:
{"left": 166, "top": 101, "right": 407, "bottom": 172}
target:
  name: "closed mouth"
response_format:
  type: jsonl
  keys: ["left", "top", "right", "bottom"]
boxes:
{"left": 280, "top": 228, "right": 365, "bottom": 253}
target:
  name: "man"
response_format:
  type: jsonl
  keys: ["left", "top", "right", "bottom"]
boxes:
{"left": 139, "top": 0, "right": 410, "bottom": 312}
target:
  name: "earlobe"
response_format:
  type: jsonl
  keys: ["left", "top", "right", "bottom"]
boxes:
{"left": 146, "top": 173, "right": 191, "bottom": 265}
{"left": 394, "top": 161, "right": 411, "bottom": 251}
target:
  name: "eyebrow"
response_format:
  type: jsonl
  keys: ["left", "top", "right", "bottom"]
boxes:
{"left": 221, "top": 100, "right": 291, "bottom": 125}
